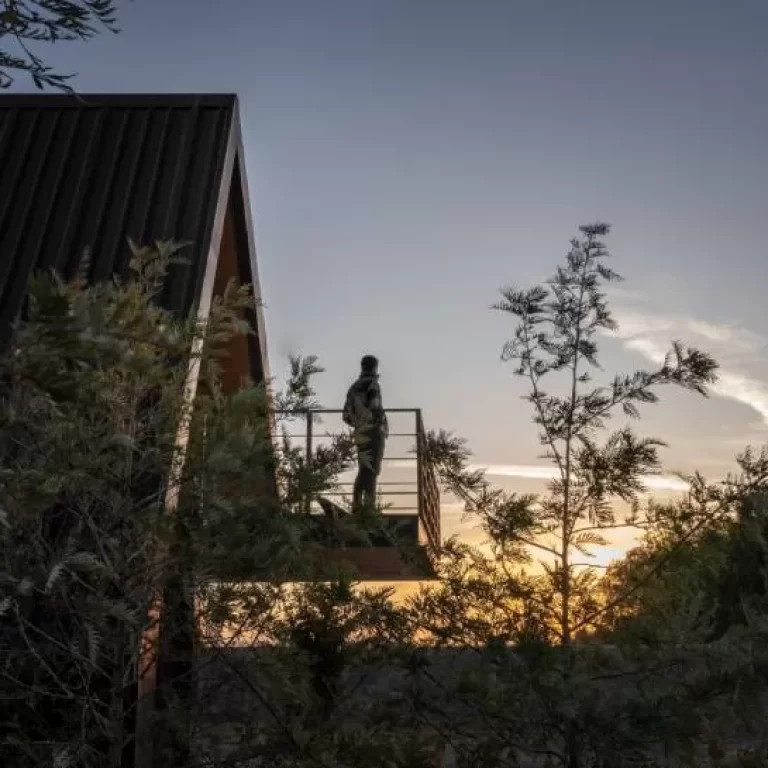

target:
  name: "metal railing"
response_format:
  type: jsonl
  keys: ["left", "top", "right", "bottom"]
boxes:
{"left": 273, "top": 408, "right": 441, "bottom": 555}
{"left": 416, "top": 410, "right": 441, "bottom": 556}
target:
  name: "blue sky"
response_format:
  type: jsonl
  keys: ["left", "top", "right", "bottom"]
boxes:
{"left": 14, "top": 0, "right": 768, "bottom": 545}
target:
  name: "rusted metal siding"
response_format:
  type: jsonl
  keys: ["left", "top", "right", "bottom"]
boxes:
{"left": 0, "top": 93, "right": 236, "bottom": 341}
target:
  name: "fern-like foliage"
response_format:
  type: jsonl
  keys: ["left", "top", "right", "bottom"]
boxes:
{"left": 0, "top": 0, "right": 120, "bottom": 89}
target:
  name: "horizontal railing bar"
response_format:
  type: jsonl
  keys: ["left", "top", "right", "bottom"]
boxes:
{"left": 322, "top": 491, "right": 417, "bottom": 497}
{"left": 268, "top": 451, "right": 417, "bottom": 461}
{"left": 333, "top": 481, "right": 416, "bottom": 487}
{"left": 273, "top": 405, "right": 439, "bottom": 548}
{"left": 275, "top": 408, "right": 420, "bottom": 414}
{"left": 308, "top": 509, "right": 419, "bottom": 514}
{"left": 272, "top": 433, "right": 417, "bottom": 439}
{"left": 310, "top": 507, "right": 419, "bottom": 513}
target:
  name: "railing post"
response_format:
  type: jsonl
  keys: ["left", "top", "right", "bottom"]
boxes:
{"left": 305, "top": 408, "right": 313, "bottom": 514}
{"left": 416, "top": 409, "right": 424, "bottom": 528}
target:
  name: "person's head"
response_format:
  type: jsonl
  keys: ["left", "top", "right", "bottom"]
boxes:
{"left": 360, "top": 355, "right": 379, "bottom": 376}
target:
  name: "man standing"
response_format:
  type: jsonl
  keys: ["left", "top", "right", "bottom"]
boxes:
{"left": 343, "top": 355, "right": 389, "bottom": 510}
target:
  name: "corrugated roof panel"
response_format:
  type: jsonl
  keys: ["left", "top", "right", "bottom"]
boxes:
{"left": 0, "top": 94, "right": 236, "bottom": 341}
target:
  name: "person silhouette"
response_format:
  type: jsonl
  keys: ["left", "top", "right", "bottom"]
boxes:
{"left": 342, "top": 355, "right": 389, "bottom": 510}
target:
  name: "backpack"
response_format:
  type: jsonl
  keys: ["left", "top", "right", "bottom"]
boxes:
{"left": 343, "top": 380, "right": 372, "bottom": 427}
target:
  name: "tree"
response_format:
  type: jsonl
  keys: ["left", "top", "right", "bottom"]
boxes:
{"left": 420, "top": 224, "right": 718, "bottom": 643}
{"left": 195, "top": 579, "right": 437, "bottom": 768}
{"left": 0, "top": 0, "right": 119, "bottom": 89}
{"left": 0, "top": 238, "right": 440, "bottom": 768}
{"left": 594, "top": 450, "right": 768, "bottom": 764}
{"left": 0, "top": 241, "right": 356, "bottom": 767}
{"left": 5, "top": 222, "right": 754, "bottom": 768}
{"left": 489, "top": 222, "right": 717, "bottom": 648}
{"left": 402, "top": 223, "right": 723, "bottom": 767}
{"left": 598, "top": 447, "right": 768, "bottom": 644}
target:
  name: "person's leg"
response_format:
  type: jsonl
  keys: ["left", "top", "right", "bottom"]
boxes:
{"left": 360, "top": 466, "right": 376, "bottom": 508}
{"left": 352, "top": 451, "right": 367, "bottom": 509}
{"left": 367, "top": 430, "right": 385, "bottom": 505}
{"left": 353, "top": 431, "right": 375, "bottom": 510}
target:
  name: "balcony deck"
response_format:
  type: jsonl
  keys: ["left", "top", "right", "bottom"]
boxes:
{"left": 276, "top": 408, "right": 441, "bottom": 580}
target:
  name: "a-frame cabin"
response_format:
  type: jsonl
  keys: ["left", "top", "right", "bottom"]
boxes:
{"left": 0, "top": 91, "right": 441, "bottom": 581}
{"left": 0, "top": 92, "right": 442, "bottom": 765}
{"left": 0, "top": 93, "right": 269, "bottom": 389}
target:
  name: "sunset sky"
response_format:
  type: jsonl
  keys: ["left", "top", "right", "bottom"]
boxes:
{"left": 18, "top": 0, "right": 768, "bottom": 559}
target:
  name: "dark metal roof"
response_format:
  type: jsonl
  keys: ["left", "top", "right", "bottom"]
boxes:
{"left": 0, "top": 93, "right": 239, "bottom": 341}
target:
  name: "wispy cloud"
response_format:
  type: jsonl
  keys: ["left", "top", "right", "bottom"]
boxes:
{"left": 642, "top": 475, "right": 690, "bottom": 492}
{"left": 471, "top": 463, "right": 688, "bottom": 492}
{"left": 613, "top": 309, "right": 768, "bottom": 428}
{"left": 713, "top": 372, "right": 768, "bottom": 427}
{"left": 467, "top": 463, "right": 556, "bottom": 480}
{"left": 686, "top": 320, "right": 765, "bottom": 355}
{"left": 389, "top": 460, "right": 689, "bottom": 492}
